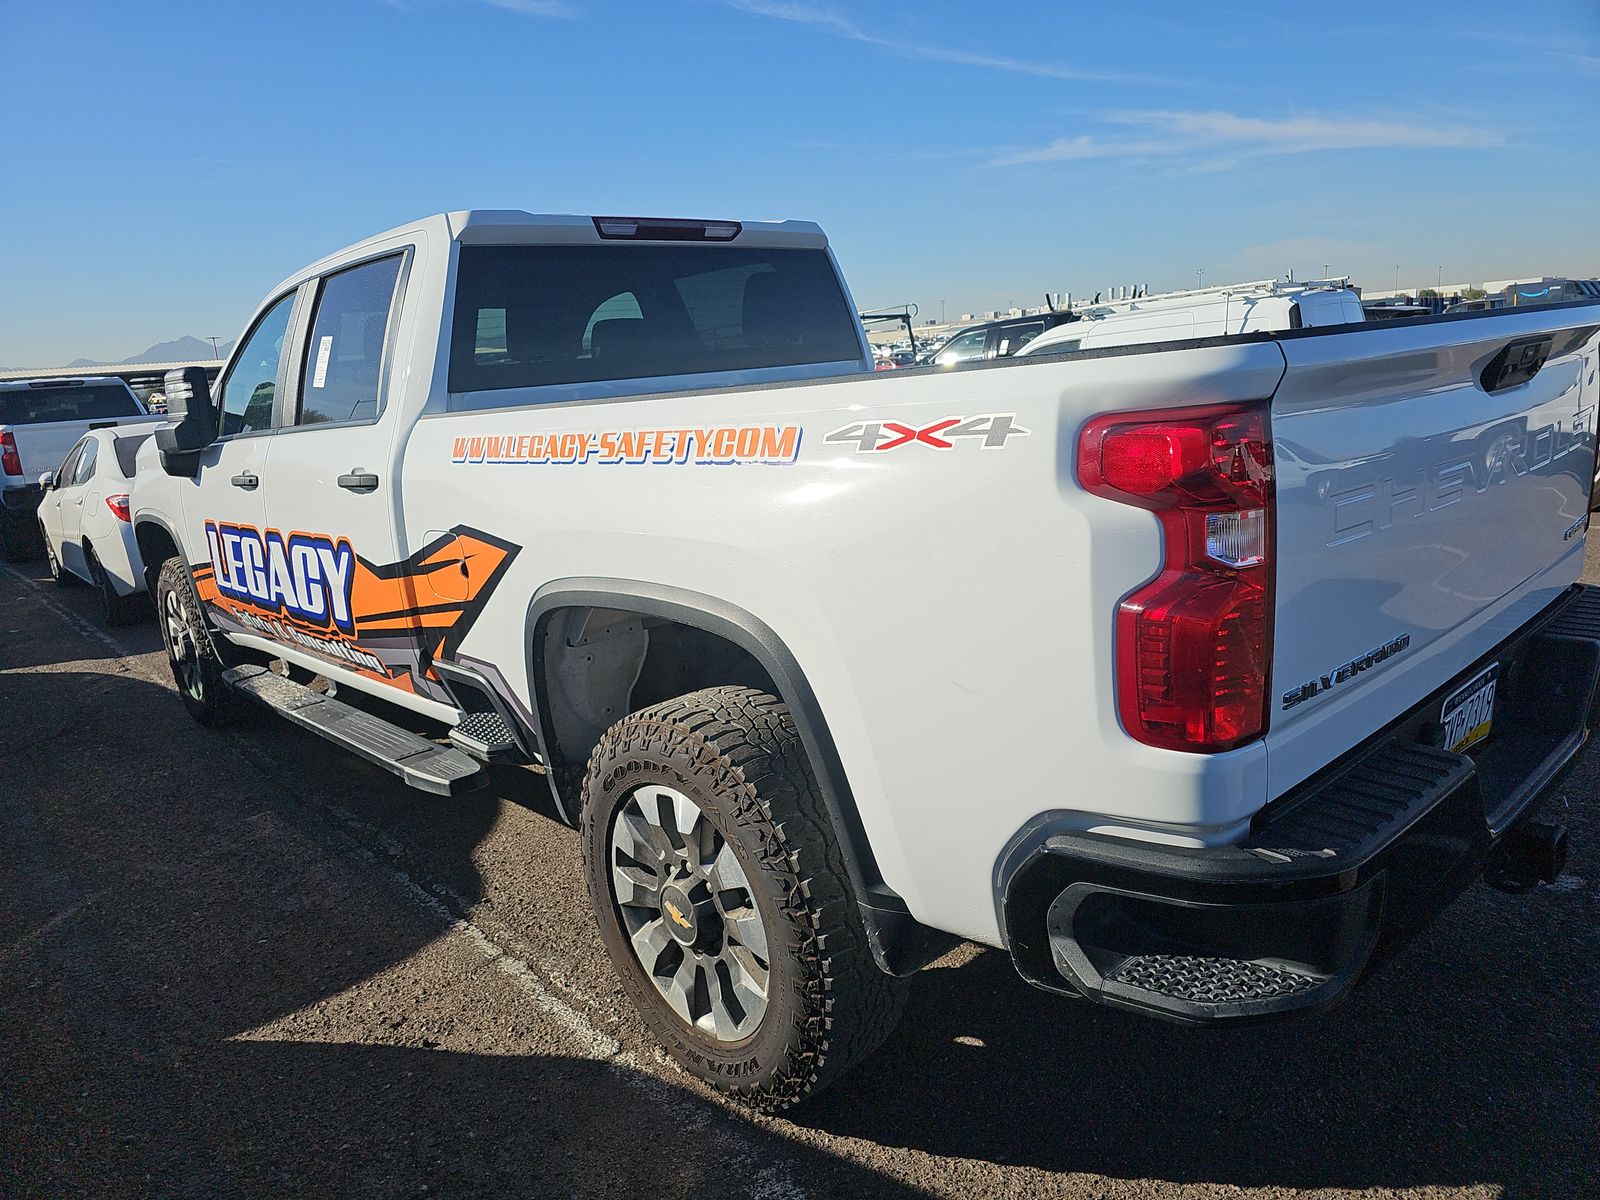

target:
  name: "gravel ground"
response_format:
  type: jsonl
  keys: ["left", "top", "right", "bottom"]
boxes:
{"left": 1, "top": 551, "right": 1596, "bottom": 1199}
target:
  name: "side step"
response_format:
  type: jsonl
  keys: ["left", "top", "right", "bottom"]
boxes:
{"left": 223, "top": 665, "right": 485, "bottom": 796}
{"left": 448, "top": 711, "right": 526, "bottom": 763}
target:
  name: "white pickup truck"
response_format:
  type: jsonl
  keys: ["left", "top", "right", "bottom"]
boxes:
{"left": 131, "top": 211, "right": 1600, "bottom": 1110}
{"left": 0, "top": 375, "right": 156, "bottom": 560}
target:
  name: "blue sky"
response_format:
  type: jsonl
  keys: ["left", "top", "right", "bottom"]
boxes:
{"left": 2, "top": 0, "right": 1597, "bottom": 365}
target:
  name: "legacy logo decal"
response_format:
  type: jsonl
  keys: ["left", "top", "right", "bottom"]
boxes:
{"left": 193, "top": 525, "right": 519, "bottom": 699}
{"left": 205, "top": 522, "right": 357, "bottom": 634}
{"left": 451, "top": 425, "right": 801, "bottom": 466}
{"left": 823, "top": 413, "right": 1029, "bottom": 453}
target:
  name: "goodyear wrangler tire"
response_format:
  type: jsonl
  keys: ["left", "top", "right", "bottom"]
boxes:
{"left": 580, "top": 685, "right": 908, "bottom": 1111}
{"left": 155, "top": 556, "right": 237, "bottom": 726}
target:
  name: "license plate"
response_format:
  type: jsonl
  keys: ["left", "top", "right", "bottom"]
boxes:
{"left": 1441, "top": 663, "right": 1498, "bottom": 754}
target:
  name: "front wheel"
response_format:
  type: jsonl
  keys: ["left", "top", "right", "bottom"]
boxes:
{"left": 42, "top": 531, "right": 72, "bottom": 588}
{"left": 580, "top": 685, "right": 907, "bottom": 1111}
{"left": 155, "top": 556, "right": 236, "bottom": 725}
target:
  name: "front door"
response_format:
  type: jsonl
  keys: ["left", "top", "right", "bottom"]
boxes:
{"left": 179, "top": 287, "right": 298, "bottom": 639}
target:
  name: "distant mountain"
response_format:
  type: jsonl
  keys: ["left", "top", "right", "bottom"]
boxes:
{"left": 67, "top": 335, "right": 233, "bottom": 369}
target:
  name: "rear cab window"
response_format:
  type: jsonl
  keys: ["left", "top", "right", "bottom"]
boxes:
{"left": 0, "top": 383, "right": 141, "bottom": 425}
{"left": 447, "top": 244, "right": 864, "bottom": 404}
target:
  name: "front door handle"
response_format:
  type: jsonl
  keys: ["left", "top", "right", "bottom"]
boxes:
{"left": 337, "top": 470, "right": 379, "bottom": 492}
{"left": 230, "top": 472, "right": 259, "bottom": 490}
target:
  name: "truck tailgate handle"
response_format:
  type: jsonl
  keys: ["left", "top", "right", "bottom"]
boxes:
{"left": 230, "top": 472, "right": 259, "bottom": 490}
{"left": 337, "top": 470, "right": 379, "bottom": 492}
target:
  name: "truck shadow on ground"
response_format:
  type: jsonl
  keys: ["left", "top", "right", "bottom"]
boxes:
{"left": 5, "top": 610, "right": 1595, "bottom": 1196}
{"left": 0, "top": 667, "right": 924, "bottom": 1199}
{"left": 794, "top": 874, "right": 1598, "bottom": 1194}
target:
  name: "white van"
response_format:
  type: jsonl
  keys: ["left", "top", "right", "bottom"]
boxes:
{"left": 1017, "top": 279, "right": 1364, "bottom": 357}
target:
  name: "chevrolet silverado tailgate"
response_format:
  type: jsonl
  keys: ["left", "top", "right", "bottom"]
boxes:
{"left": 1267, "top": 304, "right": 1600, "bottom": 792}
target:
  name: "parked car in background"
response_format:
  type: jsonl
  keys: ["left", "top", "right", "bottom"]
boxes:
{"left": 1019, "top": 279, "right": 1364, "bottom": 358}
{"left": 37, "top": 427, "right": 154, "bottom": 625}
{"left": 0, "top": 376, "right": 157, "bottom": 561}
{"left": 923, "top": 311, "right": 1078, "bottom": 366}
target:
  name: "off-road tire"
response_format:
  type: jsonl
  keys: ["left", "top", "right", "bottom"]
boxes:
{"left": 155, "top": 555, "right": 237, "bottom": 726}
{"left": 580, "top": 685, "right": 908, "bottom": 1111}
{"left": 86, "top": 544, "right": 142, "bottom": 627}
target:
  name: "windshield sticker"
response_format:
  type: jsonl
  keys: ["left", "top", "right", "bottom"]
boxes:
{"left": 449, "top": 425, "right": 801, "bottom": 466}
{"left": 823, "top": 413, "right": 1029, "bottom": 453}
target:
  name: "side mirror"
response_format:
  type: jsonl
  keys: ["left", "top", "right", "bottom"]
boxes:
{"left": 39, "top": 470, "right": 56, "bottom": 491}
{"left": 155, "top": 366, "right": 219, "bottom": 476}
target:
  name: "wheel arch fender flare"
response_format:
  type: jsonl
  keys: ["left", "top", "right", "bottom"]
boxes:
{"left": 524, "top": 578, "right": 954, "bottom": 977}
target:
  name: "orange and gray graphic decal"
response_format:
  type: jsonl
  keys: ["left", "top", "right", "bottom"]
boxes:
{"left": 192, "top": 525, "right": 518, "bottom": 701}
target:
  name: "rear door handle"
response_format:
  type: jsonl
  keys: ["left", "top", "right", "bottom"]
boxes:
{"left": 230, "top": 472, "right": 259, "bottom": 490}
{"left": 337, "top": 470, "right": 379, "bottom": 492}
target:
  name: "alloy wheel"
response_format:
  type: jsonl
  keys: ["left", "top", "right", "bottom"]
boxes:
{"left": 609, "top": 783, "right": 771, "bottom": 1041}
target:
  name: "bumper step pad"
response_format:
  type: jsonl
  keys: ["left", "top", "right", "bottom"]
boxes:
{"left": 223, "top": 665, "right": 484, "bottom": 796}
{"left": 1105, "top": 955, "right": 1326, "bottom": 1005}
{"left": 448, "top": 710, "right": 524, "bottom": 762}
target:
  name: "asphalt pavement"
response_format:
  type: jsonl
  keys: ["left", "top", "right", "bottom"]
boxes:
{"left": 2, "top": 552, "right": 1597, "bottom": 1199}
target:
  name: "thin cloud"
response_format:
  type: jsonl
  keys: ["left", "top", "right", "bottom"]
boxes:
{"left": 483, "top": 0, "right": 574, "bottom": 14}
{"left": 722, "top": 0, "right": 1165, "bottom": 85}
{"left": 990, "top": 109, "right": 1503, "bottom": 167}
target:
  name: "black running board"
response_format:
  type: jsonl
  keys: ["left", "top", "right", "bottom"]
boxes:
{"left": 223, "top": 665, "right": 485, "bottom": 796}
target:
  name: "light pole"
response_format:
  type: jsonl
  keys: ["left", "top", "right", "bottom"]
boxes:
{"left": 207, "top": 336, "right": 222, "bottom": 359}
{"left": 940, "top": 299, "right": 946, "bottom": 324}
{"left": 1436, "top": 265, "right": 1443, "bottom": 292}
{"left": 1394, "top": 265, "right": 1400, "bottom": 298}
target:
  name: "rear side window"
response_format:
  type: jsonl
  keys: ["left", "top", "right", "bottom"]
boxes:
{"left": 0, "top": 384, "right": 140, "bottom": 425}
{"left": 113, "top": 432, "right": 151, "bottom": 477}
{"left": 73, "top": 438, "right": 99, "bottom": 485}
{"left": 298, "top": 255, "right": 404, "bottom": 426}
{"left": 449, "top": 245, "right": 862, "bottom": 395}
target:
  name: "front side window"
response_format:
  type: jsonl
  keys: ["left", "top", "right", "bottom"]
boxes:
{"left": 55, "top": 440, "right": 86, "bottom": 486}
{"left": 935, "top": 328, "right": 990, "bottom": 364}
{"left": 218, "top": 291, "right": 296, "bottom": 437}
{"left": 448, "top": 244, "right": 862, "bottom": 396}
{"left": 298, "top": 255, "right": 404, "bottom": 426}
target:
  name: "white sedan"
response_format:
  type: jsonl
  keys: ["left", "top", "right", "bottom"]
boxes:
{"left": 36, "top": 427, "right": 152, "bottom": 625}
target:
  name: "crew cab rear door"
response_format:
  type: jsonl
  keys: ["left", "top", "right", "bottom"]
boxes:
{"left": 1266, "top": 304, "right": 1600, "bottom": 797}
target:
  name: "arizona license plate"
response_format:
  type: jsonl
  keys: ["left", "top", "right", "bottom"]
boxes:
{"left": 1441, "top": 663, "right": 1498, "bottom": 754}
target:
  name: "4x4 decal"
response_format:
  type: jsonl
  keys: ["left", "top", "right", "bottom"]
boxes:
{"left": 822, "top": 413, "right": 1029, "bottom": 453}
{"left": 192, "top": 525, "right": 519, "bottom": 700}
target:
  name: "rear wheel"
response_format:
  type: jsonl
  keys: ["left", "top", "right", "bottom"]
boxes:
{"left": 85, "top": 544, "right": 142, "bottom": 626}
{"left": 155, "top": 556, "right": 236, "bottom": 725}
{"left": 580, "top": 685, "right": 907, "bottom": 1111}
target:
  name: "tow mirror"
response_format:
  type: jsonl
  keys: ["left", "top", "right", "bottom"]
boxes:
{"left": 155, "top": 366, "right": 218, "bottom": 476}
{"left": 39, "top": 470, "right": 56, "bottom": 491}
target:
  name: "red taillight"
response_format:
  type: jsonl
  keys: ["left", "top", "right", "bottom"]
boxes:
{"left": 1079, "top": 402, "right": 1274, "bottom": 752}
{"left": 106, "top": 494, "right": 131, "bottom": 522}
{"left": 0, "top": 432, "right": 20, "bottom": 477}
